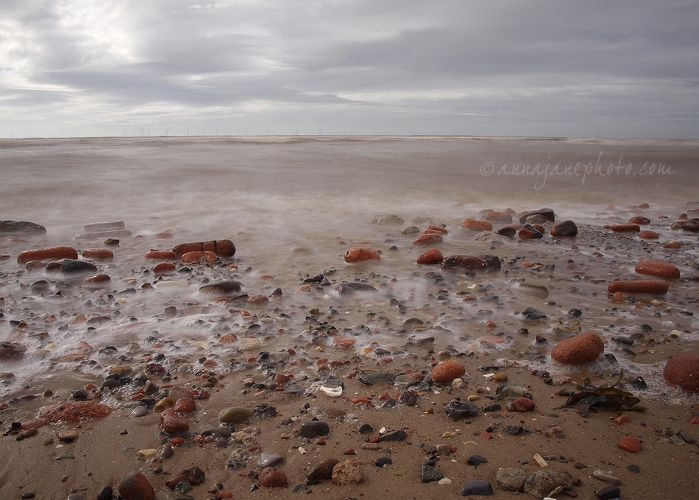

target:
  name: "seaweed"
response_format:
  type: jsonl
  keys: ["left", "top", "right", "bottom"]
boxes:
{"left": 558, "top": 370, "right": 646, "bottom": 416}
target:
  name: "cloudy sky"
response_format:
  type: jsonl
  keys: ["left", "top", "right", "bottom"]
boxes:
{"left": 1, "top": 0, "right": 698, "bottom": 139}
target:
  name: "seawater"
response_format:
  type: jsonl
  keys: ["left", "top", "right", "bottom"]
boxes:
{"left": 1, "top": 136, "right": 698, "bottom": 398}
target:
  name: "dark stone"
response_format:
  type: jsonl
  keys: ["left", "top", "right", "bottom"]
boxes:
{"left": 596, "top": 485, "right": 622, "bottom": 500}
{"left": 199, "top": 280, "right": 242, "bottom": 295}
{"left": 47, "top": 259, "right": 98, "bottom": 275}
{"left": 461, "top": 479, "right": 494, "bottom": 496}
{"left": 505, "top": 425, "right": 524, "bottom": 435}
{"left": 497, "top": 226, "right": 517, "bottom": 238}
{"left": 299, "top": 421, "right": 330, "bottom": 438}
{"left": 253, "top": 403, "right": 278, "bottom": 418}
{"left": 336, "top": 282, "right": 377, "bottom": 295}
{"left": 466, "top": 455, "right": 488, "bottom": 466}
{"left": 483, "top": 403, "right": 501, "bottom": 412}
{"left": 307, "top": 458, "right": 339, "bottom": 480}
{"left": 519, "top": 208, "right": 555, "bottom": 224}
{"left": 421, "top": 464, "right": 444, "bottom": 483}
{"left": 567, "top": 308, "right": 582, "bottom": 318}
{"left": 444, "top": 399, "right": 480, "bottom": 420}
{"left": 441, "top": 255, "right": 501, "bottom": 272}
{"left": 358, "top": 372, "right": 396, "bottom": 385}
{"left": 97, "top": 486, "right": 113, "bottom": 500}
{"left": 551, "top": 220, "right": 578, "bottom": 237}
{"left": 399, "top": 390, "right": 418, "bottom": 406}
{"left": 522, "top": 307, "right": 547, "bottom": 321}
{"left": 375, "top": 457, "right": 392, "bottom": 467}
{"left": 380, "top": 429, "right": 408, "bottom": 441}
{"left": 627, "top": 464, "right": 641, "bottom": 473}
{"left": 0, "top": 220, "right": 46, "bottom": 235}
{"left": 0, "top": 342, "right": 27, "bottom": 359}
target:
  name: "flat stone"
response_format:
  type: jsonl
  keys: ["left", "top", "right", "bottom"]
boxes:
{"left": 219, "top": 407, "right": 253, "bottom": 424}
{"left": 199, "top": 280, "right": 242, "bottom": 296}
{"left": 466, "top": 455, "right": 488, "bottom": 466}
{"left": 336, "top": 282, "right": 377, "bottom": 295}
{"left": 618, "top": 436, "right": 642, "bottom": 453}
{"left": 257, "top": 452, "right": 284, "bottom": 468}
{"left": 372, "top": 214, "right": 404, "bottom": 225}
{"left": 495, "top": 467, "right": 528, "bottom": 491}
{"left": 38, "top": 401, "right": 111, "bottom": 423}
{"left": 0, "top": 220, "right": 46, "bottom": 235}
{"left": 444, "top": 399, "right": 480, "bottom": 420}
{"left": 421, "top": 464, "right": 444, "bottom": 483}
{"left": 380, "top": 429, "right": 408, "bottom": 442}
{"left": 358, "top": 372, "right": 396, "bottom": 386}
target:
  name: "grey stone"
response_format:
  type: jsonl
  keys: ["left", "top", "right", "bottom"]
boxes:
{"left": 421, "top": 464, "right": 443, "bottom": 483}
{"left": 461, "top": 479, "right": 494, "bottom": 495}
{"left": 495, "top": 467, "right": 527, "bottom": 491}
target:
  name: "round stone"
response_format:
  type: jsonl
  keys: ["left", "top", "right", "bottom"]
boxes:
{"left": 118, "top": 472, "right": 155, "bottom": 500}
{"left": 512, "top": 397, "right": 536, "bottom": 412}
{"left": 430, "top": 360, "right": 466, "bottom": 383}
{"left": 332, "top": 460, "right": 363, "bottom": 485}
{"left": 551, "top": 331, "right": 604, "bottom": 365}
{"left": 259, "top": 467, "right": 287, "bottom": 487}
{"left": 299, "top": 420, "right": 330, "bottom": 438}
{"left": 663, "top": 347, "right": 699, "bottom": 393}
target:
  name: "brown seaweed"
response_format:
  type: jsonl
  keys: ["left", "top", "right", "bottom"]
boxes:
{"left": 558, "top": 370, "right": 646, "bottom": 416}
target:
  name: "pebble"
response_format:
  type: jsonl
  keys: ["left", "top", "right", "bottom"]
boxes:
{"left": 595, "top": 485, "right": 622, "bottom": 500}
{"left": 461, "top": 479, "right": 494, "bottom": 495}
{"left": 160, "top": 408, "right": 190, "bottom": 434}
{"left": 380, "top": 429, "right": 408, "bottom": 441}
{"left": 17, "top": 246, "right": 78, "bottom": 264}
{"left": 551, "top": 331, "right": 605, "bottom": 365}
{"left": 519, "top": 208, "right": 555, "bottom": 224}
{"left": 466, "top": 455, "right": 488, "bottom": 466}
{"left": 430, "top": 359, "right": 466, "bottom": 383}
{"left": 257, "top": 452, "right": 284, "bottom": 468}
{"left": 462, "top": 219, "right": 493, "bottom": 232}
{"left": 607, "top": 280, "right": 668, "bottom": 294}
{"left": 358, "top": 372, "right": 396, "bottom": 385}
{"left": 663, "top": 347, "right": 699, "bottom": 393}
{"left": 635, "top": 259, "right": 680, "bottom": 279}
{"left": 417, "top": 247, "right": 444, "bottom": 265}
{"left": 332, "top": 459, "right": 364, "bottom": 485}
{"left": 344, "top": 247, "right": 381, "bottom": 262}
{"left": 550, "top": 220, "right": 578, "bottom": 237}
{"left": 38, "top": 401, "right": 111, "bottom": 423}
{"left": 372, "top": 213, "right": 404, "bottom": 225}
{"left": 593, "top": 469, "right": 622, "bottom": 485}
{"left": 618, "top": 436, "right": 643, "bottom": 453}
{"left": 495, "top": 467, "right": 528, "bottom": 491}
{"left": 118, "top": 472, "right": 155, "bottom": 500}
{"left": 131, "top": 406, "right": 148, "bottom": 417}
{"left": 258, "top": 467, "right": 288, "bottom": 487}
{"left": 523, "top": 470, "right": 573, "bottom": 498}
{"left": 307, "top": 458, "right": 339, "bottom": 480}
{"left": 421, "top": 464, "right": 444, "bottom": 483}
{"left": 444, "top": 399, "right": 480, "bottom": 420}
{"left": 219, "top": 406, "right": 253, "bottom": 424}
{"left": 172, "top": 239, "right": 236, "bottom": 257}
{"left": 199, "top": 280, "right": 242, "bottom": 296}
{"left": 413, "top": 233, "right": 443, "bottom": 245}
{"left": 375, "top": 457, "right": 392, "bottom": 467}
{"left": 512, "top": 397, "right": 536, "bottom": 412}
{"left": 441, "top": 254, "right": 501, "bottom": 272}
{"left": 299, "top": 421, "right": 330, "bottom": 438}
{"left": 336, "top": 282, "right": 378, "bottom": 295}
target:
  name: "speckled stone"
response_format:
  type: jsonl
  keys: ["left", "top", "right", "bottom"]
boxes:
{"left": 332, "top": 460, "right": 363, "bottom": 485}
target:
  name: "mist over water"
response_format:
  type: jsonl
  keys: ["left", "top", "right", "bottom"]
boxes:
{"left": 1, "top": 136, "right": 698, "bottom": 397}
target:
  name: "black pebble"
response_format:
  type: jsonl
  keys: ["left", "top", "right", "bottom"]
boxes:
{"left": 97, "top": 487, "right": 113, "bottom": 500}
{"left": 596, "top": 485, "right": 621, "bottom": 500}
{"left": 627, "top": 464, "right": 641, "bottom": 473}
{"left": 375, "top": 457, "right": 393, "bottom": 467}
{"left": 466, "top": 454, "right": 488, "bottom": 466}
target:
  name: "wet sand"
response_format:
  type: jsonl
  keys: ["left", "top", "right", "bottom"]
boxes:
{"left": 1, "top": 201, "right": 698, "bottom": 499}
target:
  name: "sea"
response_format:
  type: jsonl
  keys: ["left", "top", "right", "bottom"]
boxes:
{"left": 1, "top": 136, "right": 698, "bottom": 399}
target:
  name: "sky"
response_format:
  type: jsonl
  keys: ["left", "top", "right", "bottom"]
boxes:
{"left": 1, "top": 0, "right": 698, "bottom": 139}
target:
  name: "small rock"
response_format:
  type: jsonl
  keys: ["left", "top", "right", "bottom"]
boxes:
{"left": 344, "top": 247, "right": 381, "bottom": 263}
{"left": 523, "top": 470, "right": 573, "bottom": 499}
{"left": 417, "top": 247, "right": 444, "bottom": 265}
{"left": 336, "top": 282, "right": 377, "bottom": 295}
{"left": 219, "top": 406, "right": 253, "bottom": 424}
{"left": 380, "top": 429, "right": 408, "bottom": 441}
{"left": 441, "top": 254, "right": 501, "bottom": 272}
{"left": 375, "top": 457, "right": 392, "bottom": 467}
{"left": 461, "top": 479, "right": 494, "bottom": 495}
{"left": 299, "top": 421, "right": 329, "bottom": 438}
{"left": 618, "top": 436, "right": 642, "bottom": 453}
{"left": 199, "top": 280, "right": 242, "bottom": 296}
{"left": 512, "top": 397, "right": 535, "bottom": 412}
{"left": 551, "top": 220, "right": 578, "bottom": 237}
{"left": 444, "top": 399, "right": 480, "bottom": 420}
{"left": 421, "top": 464, "right": 444, "bottom": 483}
{"left": 595, "top": 485, "right": 622, "bottom": 500}
{"left": 593, "top": 469, "right": 622, "bottom": 485}
{"left": 635, "top": 260, "right": 680, "bottom": 279}
{"left": 519, "top": 208, "right": 555, "bottom": 224}
{"left": 496, "top": 467, "right": 528, "bottom": 491}
{"left": 663, "top": 347, "right": 699, "bottom": 393}
{"left": 258, "top": 452, "right": 284, "bottom": 468}
{"left": 551, "top": 331, "right": 604, "bottom": 365}
{"left": 38, "top": 401, "right": 111, "bottom": 423}
{"left": 160, "top": 408, "right": 189, "bottom": 434}
{"left": 358, "top": 372, "right": 396, "bottom": 385}
{"left": 466, "top": 455, "right": 488, "bottom": 466}
{"left": 307, "top": 458, "right": 339, "bottom": 480}
{"left": 259, "top": 467, "right": 287, "bottom": 487}
{"left": 430, "top": 359, "right": 466, "bottom": 383}
{"left": 332, "top": 459, "right": 363, "bottom": 485}
{"left": 372, "top": 214, "right": 404, "bottom": 225}
{"left": 118, "top": 472, "right": 155, "bottom": 500}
